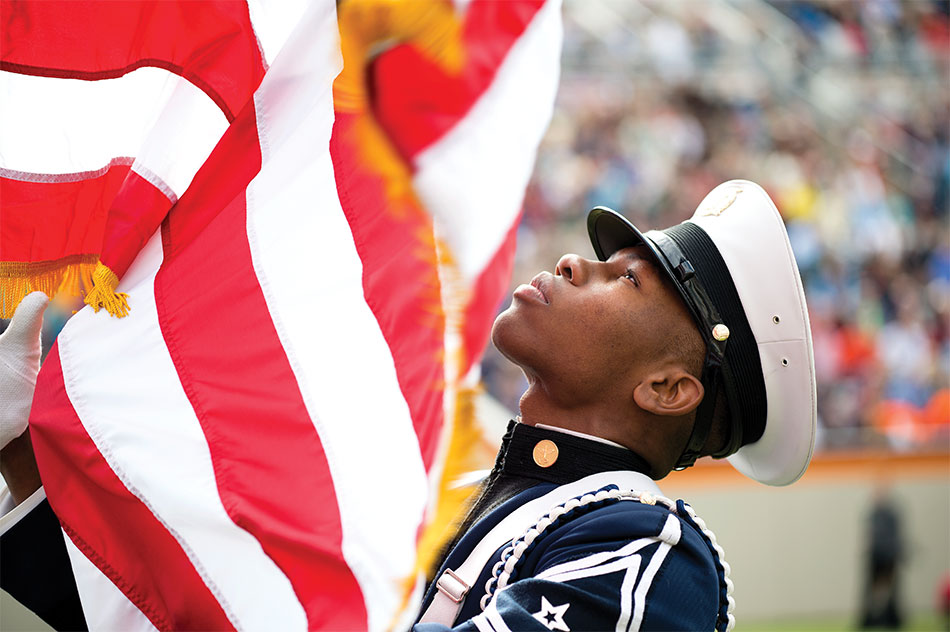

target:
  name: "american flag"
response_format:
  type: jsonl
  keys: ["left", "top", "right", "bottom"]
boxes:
{"left": 2, "top": 0, "right": 560, "bottom": 628}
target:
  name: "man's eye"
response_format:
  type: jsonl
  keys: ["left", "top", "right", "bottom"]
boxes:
{"left": 623, "top": 269, "right": 639, "bottom": 287}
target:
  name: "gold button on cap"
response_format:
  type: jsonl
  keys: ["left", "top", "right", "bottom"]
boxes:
{"left": 533, "top": 439, "right": 559, "bottom": 468}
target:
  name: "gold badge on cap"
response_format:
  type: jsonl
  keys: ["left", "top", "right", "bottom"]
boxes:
{"left": 533, "top": 439, "right": 559, "bottom": 468}
{"left": 712, "top": 323, "right": 730, "bottom": 341}
{"left": 698, "top": 187, "right": 741, "bottom": 217}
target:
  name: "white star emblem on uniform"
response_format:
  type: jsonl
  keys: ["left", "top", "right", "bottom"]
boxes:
{"left": 531, "top": 596, "right": 571, "bottom": 631}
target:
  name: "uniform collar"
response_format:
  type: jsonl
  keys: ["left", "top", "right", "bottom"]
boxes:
{"left": 494, "top": 420, "right": 652, "bottom": 485}
{"left": 534, "top": 422, "right": 628, "bottom": 449}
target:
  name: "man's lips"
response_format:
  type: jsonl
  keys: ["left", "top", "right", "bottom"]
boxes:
{"left": 513, "top": 272, "right": 551, "bottom": 305}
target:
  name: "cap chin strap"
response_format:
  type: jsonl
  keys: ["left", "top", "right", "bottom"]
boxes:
{"left": 673, "top": 352, "right": 721, "bottom": 470}
{"left": 645, "top": 229, "right": 727, "bottom": 471}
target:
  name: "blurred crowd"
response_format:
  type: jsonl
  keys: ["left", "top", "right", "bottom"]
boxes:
{"left": 483, "top": 0, "right": 950, "bottom": 452}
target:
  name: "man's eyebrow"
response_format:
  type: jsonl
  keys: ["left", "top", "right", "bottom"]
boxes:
{"left": 607, "top": 247, "right": 648, "bottom": 264}
{"left": 609, "top": 247, "right": 666, "bottom": 282}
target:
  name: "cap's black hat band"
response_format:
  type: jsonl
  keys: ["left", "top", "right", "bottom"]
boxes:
{"left": 660, "top": 222, "right": 767, "bottom": 458}
{"left": 646, "top": 229, "right": 725, "bottom": 467}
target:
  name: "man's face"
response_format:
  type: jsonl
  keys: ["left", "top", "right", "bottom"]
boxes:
{"left": 491, "top": 246, "right": 696, "bottom": 407}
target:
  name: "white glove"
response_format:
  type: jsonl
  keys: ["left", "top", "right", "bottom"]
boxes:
{"left": 0, "top": 291, "right": 49, "bottom": 450}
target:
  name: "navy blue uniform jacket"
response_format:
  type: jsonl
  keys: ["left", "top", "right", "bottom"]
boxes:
{"left": 414, "top": 421, "right": 733, "bottom": 632}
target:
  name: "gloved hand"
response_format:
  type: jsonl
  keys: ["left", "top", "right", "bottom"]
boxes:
{"left": 0, "top": 292, "right": 49, "bottom": 450}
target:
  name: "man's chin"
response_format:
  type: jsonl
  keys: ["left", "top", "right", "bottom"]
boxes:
{"left": 490, "top": 307, "right": 526, "bottom": 366}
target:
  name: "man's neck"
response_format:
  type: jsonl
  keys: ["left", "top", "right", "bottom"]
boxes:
{"left": 517, "top": 384, "right": 638, "bottom": 452}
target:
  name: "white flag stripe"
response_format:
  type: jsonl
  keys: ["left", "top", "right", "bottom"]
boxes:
{"left": 245, "top": 0, "right": 312, "bottom": 67}
{"left": 250, "top": 1, "right": 342, "bottom": 165}
{"left": 129, "top": 76, "right": 230, "bottom": 198}
{"left": 57, "top": 231, "right": 307, "bottom": 631}
{"left": 0, "top": 68, "right": 226, "bottom": 197}
{"left": 61, "top": 531, "right": 160, "bottom": 632}
{"left": 247, "top": 3, "right": 428, "bottom": 628}
{"left": 413, "top": 0, "right": 562, "bottom": 280}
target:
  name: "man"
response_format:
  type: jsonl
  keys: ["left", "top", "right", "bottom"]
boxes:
{"left": 0, "top": 180, "right": 815, "bottom": 631}
{"left": 413, "top": 179, "right": 816, "bottom": 631}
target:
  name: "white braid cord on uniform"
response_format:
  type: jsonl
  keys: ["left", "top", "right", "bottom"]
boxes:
{"left": 678, "top": 500, "right": 736, "bottom": 632}
{"left": 478, "top": 488, "right": 736, "bottom": 632}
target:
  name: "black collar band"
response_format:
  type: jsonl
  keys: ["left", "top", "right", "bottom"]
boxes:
{"left": 496, "top": 421, "right": 653, "bottom": 483}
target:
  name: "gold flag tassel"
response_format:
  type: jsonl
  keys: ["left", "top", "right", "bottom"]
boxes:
{"left": 0, "top": 254, "right": 98, "bottom": 318}
{"left": 413, "top": 384, "right": 495, "bottom": 578}
{"left": 82, "top": 260, "right": 130, "bottom": 318}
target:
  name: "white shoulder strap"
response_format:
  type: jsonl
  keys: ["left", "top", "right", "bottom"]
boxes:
{"left": 418, "top": 470, "right": 661, "bottom": 625}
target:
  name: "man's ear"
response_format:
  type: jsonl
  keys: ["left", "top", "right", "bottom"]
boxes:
{"left": 632, "top": 369, "right": 704, "bottom": 417}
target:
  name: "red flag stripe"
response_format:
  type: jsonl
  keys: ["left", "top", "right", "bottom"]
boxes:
{"left": 96, "top": 170, "right": 176, "bottom": 280}
{"left": 331, "top": 113, "right": 446, "bottom": 470}
{"left": 60, "top": 534, "right": 163, "bottom": 632}
{"left": 154, "top": 95, "right": 366, "bottom": 629}
{"left": 36, "top": 224, "right": 309, "bottom": 629}
{"left": 461, "top": 215, "right": 521, "bottom": 374}
{"left": 370, "top": 0, "right": 546, "bottom": 161}
{"left": 0, "top": 0, "right": 265, "bottom": 121}
{"left": 240, "top": 4, "right": 435, "bottom": 620}
{"left": 0, "top": 165, "right": 130, "bottom": 262}
{"left": 29, "top": 346, "right": 235, "bottom": 632}
{"left": 1, "top": 162, "right": 192, "bottom": 285}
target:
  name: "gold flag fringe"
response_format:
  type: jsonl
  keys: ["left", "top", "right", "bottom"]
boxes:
{"left": 0, "top": 254, "right": 98, "bottom": 318}
{"left": 413, "top": 384, "right": 494, "bottom": 579}
{"left": 83, "top": 261, "right": 130, "bottom": 318}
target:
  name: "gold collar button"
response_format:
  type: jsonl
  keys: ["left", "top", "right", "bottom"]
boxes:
{"left": 533, "top": 439, "right": 559, "bottom": 468}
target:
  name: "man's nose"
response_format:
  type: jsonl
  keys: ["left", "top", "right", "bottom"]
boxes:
{"left": 555, "top": 253, "right": 589, "bottom": 284}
